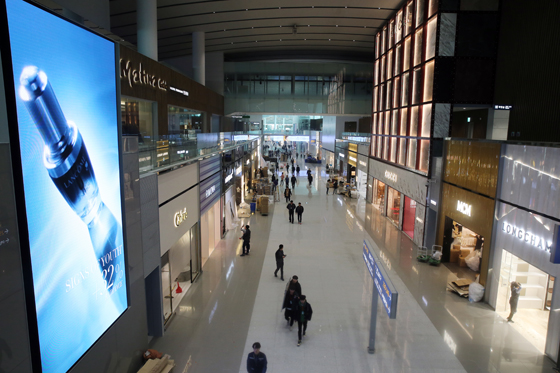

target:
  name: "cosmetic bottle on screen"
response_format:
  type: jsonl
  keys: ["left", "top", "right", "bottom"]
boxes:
{"left": 19, "top": 66, "right": 124, "bottom": 301}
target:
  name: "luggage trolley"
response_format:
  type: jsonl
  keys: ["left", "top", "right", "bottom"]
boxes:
{"left": 417, "top": 246, "right": 431, "bottom": 263}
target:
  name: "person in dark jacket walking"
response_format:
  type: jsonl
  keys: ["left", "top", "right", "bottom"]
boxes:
{"left": 282, "top": 287, "right": 299, "bottom": 329}
{"left": 287, "top": 201, "right": 296, "bottom": 223}
{"left": 240, "top": 225, "right": 251, "bottom": 256}
{"left": 307, "top": 174, "right": 313, "bottom": 187}
{"left": 274, "top": 244, "right": 286, "bottom": 280}
{"left": 247, "top": 342, "right": 267, "bottom": 373}
{"left": 296, "top": 165, "right": 300, "bottom": 175}
{"left": 285, "top": 275, "right": 302, "bottom": 298}
{"left": 294, "top": 295, "right": 313, "bottom": 346}
{"left": 291, "top": 175, "right": 297, "bottom": 189}
{"left": 295, "top": 203, "right": 304, "bottom": 224}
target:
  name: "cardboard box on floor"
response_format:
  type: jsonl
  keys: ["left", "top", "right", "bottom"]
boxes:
{"left": 260, "top": 196, "right": 269, "bottom": 215}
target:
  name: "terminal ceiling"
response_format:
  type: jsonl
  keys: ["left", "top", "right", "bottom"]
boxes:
{"left": 110, "top": 0, "right": 404, "bottom": 62}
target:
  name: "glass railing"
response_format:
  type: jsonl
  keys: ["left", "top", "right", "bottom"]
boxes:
{"left": 137, "top": 137, "right": 257, "bottom": 174}
{"left": 341, "top": 132, "right": 372, "bottom": 143}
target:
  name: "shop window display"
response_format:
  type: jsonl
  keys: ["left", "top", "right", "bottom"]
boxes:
{"left": 403, "top": 196, "right": 416, "bottom": 239}
{"left": 496, "top": 251, "right": 553, "bottom": 354}
{"left": 387, "top": 187, "right": 401, "bottom": 226}
{"left": 445, "top": 219, "right": 483, "bottom": 281}
{"left": 121, "top": 98, "right": 156, "bottom": 146}
{"left": 372, "top": 179, "right": 386, "bottom": 211}
{"left": 168, "top": 106, "right": 203, "bottom": 138}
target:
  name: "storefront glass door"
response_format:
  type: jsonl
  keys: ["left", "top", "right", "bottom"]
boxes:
{"left": 497, "top": 250, "right": 551, "bottom": 353}
{"left": 372, "top": 179, "right": 386, "bottom": 211}
{"left": 161, "top": 252, "right": 173, "bottom": 324}
{"left": 402, "top": 196, "right": 416, "bottom": 239}
{"left": 190, "top": 222, "right": 200, "bottom": 281}
{"left": 387, "top": 187, "right": 401, "bottom": 226}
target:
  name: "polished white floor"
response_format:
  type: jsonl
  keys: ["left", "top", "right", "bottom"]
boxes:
{"left": 152, "top": 161, "right": 557, "bottom": 373}
{"left": 238, "top": 166, "right": 465, "bottom": 373}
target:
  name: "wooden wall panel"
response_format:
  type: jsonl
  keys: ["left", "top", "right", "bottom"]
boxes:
{"left": 119, "top": 46, "right": 224, "bottom": 136}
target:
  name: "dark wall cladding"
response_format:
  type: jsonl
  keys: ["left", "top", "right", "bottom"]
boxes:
{"left": 494, "top": 0, "right": 560, "bottom": 142}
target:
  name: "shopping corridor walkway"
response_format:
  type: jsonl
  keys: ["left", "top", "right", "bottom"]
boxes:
{"left": 150, "top": 162, "right": 556, "bottom": 373}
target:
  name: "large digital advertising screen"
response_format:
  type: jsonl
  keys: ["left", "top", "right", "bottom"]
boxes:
{"left": 3, "top": 0, "right": 128, "bottom": 372}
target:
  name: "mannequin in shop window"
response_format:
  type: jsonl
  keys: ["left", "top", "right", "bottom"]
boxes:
{"left": 507, "top": 282, "right": 522, "bottom": 323}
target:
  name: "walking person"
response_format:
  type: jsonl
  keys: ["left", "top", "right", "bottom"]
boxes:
{"left": 292, "top": 164, "right": 296, "bottom": 175}
{"left": 332, "top": 179, "right": 338, "bottom": 194}
{"left": 326, "top": 179, "right": 331, "bottom": 195}
{"left": 291, "top": 175, "right": 297, "bottom": 190}
{"left": 307, "top": 174, "right": 313, "bottom": 187}
{"left": 507, "top": 281, "right": 522, "bottom": 322}
{"left": 274, "top": 244, "right": 286, "bottom": 281}
{"left": 285, "top": 275, "right": 302, "bottom": 296}
{"left": 287, "top": 200, "right": 296, "bottom": 223}
{"left": 294, "top": 295, "right": 313, "bottom": 346}
{"left": 296, "top": 165, "right": 300, "bottom": 175}
{"left": 240, "top": 225, "right": 251, "bottom": 256}
{"left": 246, "top": 342, "right": 268, "bottom": 373}
{"left": 284, "top": 187, "right": 292, "bottom": 203}
{"left": 280, "top": 172, "right": 285, "bottom": 186}
{"left": 282, "top": 287, "right": 299, "bottom": 329}
{"left": 295, "top": 203, "right": 304, "bottom": 224}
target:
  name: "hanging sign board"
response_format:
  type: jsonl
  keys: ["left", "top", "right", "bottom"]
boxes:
{"left": 363, "top": 240, "right": 398, "bottom": 319}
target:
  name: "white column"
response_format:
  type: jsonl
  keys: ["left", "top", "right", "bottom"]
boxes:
{"left": 192, "top": 31, "right": 206, "bottom": 85}
{"left": 137, "top": 0, "right": 158, "bottom": 61}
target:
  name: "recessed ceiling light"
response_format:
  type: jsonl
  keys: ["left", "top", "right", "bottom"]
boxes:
{"left": 329, "top": 39, "right": 331, "bottom": 41}
{"left": 280, "top": 39, "right": 282, "bottom": 41}
{"left": 353, "top": 40, "right": 355, "bottom": 42}
{"left": 336, "top": 25, "right": 338, "bottom": 27}
{"left": 280, "top": 25, "right": 282, "bottom": 27}
{"left": 231, "top": 42, "right": 233, "bottom": 44}
{"left": 246, "top": 9, "right": 248, "bottom": 11}
{"left": 213, "top": 11, "right": 215, "bottom": 13}
{"left": 304, "top": 39, "right": 306, "bottom": 40}
{"left": 252, "top": 27, "right": 254, "bottom": 29}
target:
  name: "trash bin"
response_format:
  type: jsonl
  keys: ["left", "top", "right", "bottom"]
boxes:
{"left": 250, "top": 202, "right": 256, "bottom": 212}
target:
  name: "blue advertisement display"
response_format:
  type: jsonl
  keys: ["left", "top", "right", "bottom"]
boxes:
{"left": 363, "top": 240, "right": 398, "bottom": 319}
{"left": 4, "top": 0, "right": 128, "bottom": 372}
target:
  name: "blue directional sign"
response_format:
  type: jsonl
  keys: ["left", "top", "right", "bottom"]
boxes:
{"left": 363, "top": 240, "right": 398, "bottom": 319}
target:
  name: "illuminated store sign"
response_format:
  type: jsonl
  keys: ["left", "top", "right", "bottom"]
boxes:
{"left": 385, "top": 170, "right": 398, "bottom": 183}
{"left": 170, "top": 86, "right": 189, "bottom": 96}
{"left": 225, "top": 172, "right": 233, "bottom": 183}
{"left": 5, "top": 0, "right": 128, "bottom": 371}
{"left": 174, "top": 208, "right": 188, "bottom": 227}
{"left": 359, "top": 160, "right": 367, "bottom": 167}
{"left": 339, "top": 153, "right": 345, "bottom": 158}
{"left": 457, "top": 200, "right": 472, "bottom": 217}
{"left": 120, "top": 59, "right": 167, "bottom": 91}
{"left": 501, "top": 222, "right": 552, "bottom": 252}
{"left": 349, "top": 156, "right": 357, "bottom": 162}
{"left": 205, "top": 185, "right": 216, "bottom": 198}
{"left": 494, "top": 105, "right": 512, "bottom": 110}
{"left": 236, "top": 166, "right": 242, "bottom": 174}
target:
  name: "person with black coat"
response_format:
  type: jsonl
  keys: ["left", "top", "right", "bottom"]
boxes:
{"left": 296, "top": 165, "right": 300, "bottom": 175}
{"left": 284, "top": 187, "right": 292, "bottom": 203}
{"left": 282, "top": 287, "right": 299, "bottom": 329}
{"left": 240, "top": 225, "right": 251, "bottom": 256}
{"left": 287, "top": 201, "right": 296, "bottom": 223}
{"left": 295, "top": 203, "right": 304, "bottom": 224}
{"left": 290, "top": 175, "right": 297, "bottom": 189}
{"left": 246, "top": 342, "right": 267, "bottom": 373}
{"left": 274, "top": 244, "right": 286, "bottom": 280}
{"left": 293, "top": 295, "right": 313, "bottom": 346}
{"left": 307, "top": 174, "right": 313, "bottom": 187}
{"left": 285, "top": 276, "right": 302, "bottom": 299}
